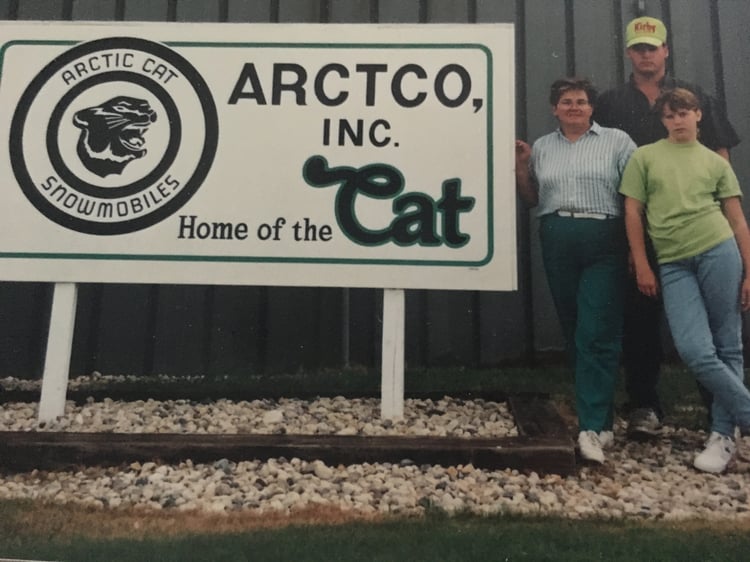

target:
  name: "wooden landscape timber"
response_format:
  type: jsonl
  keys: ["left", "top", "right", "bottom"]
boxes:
{"left": 0, "top": 394, "right": 576, "bottom": 475}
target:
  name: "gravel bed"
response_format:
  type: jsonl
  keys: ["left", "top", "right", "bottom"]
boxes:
{"left": 0, "top": 396, "right": 517, "bottom": 438}
{"left": 1, "top": 376, "right": 749, "bottom": 521}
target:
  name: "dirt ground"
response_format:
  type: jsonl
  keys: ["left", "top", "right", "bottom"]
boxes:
{"left": 2, "top": 501, "right": 386, "bottom": 541}
{"left": 5, "top": 499, "right": 750, "bottom": 543}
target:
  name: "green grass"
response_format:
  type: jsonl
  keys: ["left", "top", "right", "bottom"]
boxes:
{"left": 0, "top": 511, "right": 748, "bottom": 561}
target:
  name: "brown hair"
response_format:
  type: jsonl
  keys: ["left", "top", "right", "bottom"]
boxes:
{"left": 654, "top": 88, "right": 700, "bottom": 116}
{"left": 549, "top": 77, "right": 598, "bottom": 106}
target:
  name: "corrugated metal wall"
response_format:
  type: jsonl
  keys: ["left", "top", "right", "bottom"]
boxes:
{"left": 0, "top": 0, "right": 747, "bottom": 378}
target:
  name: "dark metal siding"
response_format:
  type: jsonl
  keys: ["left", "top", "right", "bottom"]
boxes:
{"left": 0, "top": 0, "right": 746, "bottom": 377}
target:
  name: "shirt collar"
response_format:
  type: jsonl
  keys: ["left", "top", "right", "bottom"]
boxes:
{"left": 555, "top": 121, "right": 600, "bottom": 138}
{"left": 628, "top": 73, "right": 675, "bottom": 90}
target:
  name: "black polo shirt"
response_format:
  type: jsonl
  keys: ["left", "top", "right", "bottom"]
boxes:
{"left": 594, "top": 75, "right": 739, "bottom": 150}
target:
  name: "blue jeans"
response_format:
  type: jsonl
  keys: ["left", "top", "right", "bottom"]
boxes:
{"left": 660, "top": 237, "right": 750, "bottom": 435}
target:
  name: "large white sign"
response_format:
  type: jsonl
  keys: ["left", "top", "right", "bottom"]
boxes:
{"left": 0, "top": 22, "right": 516, "bottom": 291}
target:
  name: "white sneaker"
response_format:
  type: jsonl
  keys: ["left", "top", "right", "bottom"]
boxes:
{"left": 599, "top": 431, "right": 614, "bottom": 449}
{"left": 693, "top": 432, "right": 736, "bottom": 473}
{"left": 578, "top": 430, "right": 605, "bottom": 463}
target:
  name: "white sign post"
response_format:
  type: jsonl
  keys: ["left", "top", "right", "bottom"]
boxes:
{"left": 381, "top": 288, "right": 406, "bottom": 419}
{"left": 38, "top": 283, "right": 78, "bottom": 422}
{"left": 0, "top": 22, "right": 516, "bottom": 422}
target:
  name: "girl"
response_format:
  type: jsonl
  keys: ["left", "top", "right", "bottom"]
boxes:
{"left": 620, "top": 87, "right": 750, "bottom": 473}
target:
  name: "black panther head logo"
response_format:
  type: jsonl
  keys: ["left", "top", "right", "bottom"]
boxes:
{"left": 73, "top": 96, "right": 157, "bottom": 178}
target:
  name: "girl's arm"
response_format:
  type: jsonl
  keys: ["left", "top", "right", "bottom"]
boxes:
{"left": 720, "top": 196, "right": 750, "bottom": 311}
{"left": 624, "top": 197, "right": 659, "bottom": 297}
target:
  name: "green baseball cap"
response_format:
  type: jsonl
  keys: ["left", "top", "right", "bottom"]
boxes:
{"left": 626, "top": 16, "right": 667, "bottom": 48}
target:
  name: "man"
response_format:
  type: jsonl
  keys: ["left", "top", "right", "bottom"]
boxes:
{"left": 594, "top": 16, "right": 740, "bottom": 440}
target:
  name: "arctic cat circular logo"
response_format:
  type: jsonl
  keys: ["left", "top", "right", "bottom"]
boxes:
{"left": 10, "top": 37, "right": 218, "bottom": 235}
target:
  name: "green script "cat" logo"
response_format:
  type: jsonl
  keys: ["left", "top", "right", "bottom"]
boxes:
{"left": 303, "top": 156, "right": 474, "bottom": 248}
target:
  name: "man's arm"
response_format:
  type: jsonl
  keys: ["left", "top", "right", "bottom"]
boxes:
{"left": 681, "top": 81, "right": 740, "bottom": 158}
{"left": 702, "top": 93, "right": 740, "bottom": 159}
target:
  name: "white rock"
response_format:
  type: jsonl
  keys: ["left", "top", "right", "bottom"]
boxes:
{"left": 262, "top": 410, "right": 284, "bottom": 425}
{"left": 312, "top": 461, "right": 334, "bottom": 480}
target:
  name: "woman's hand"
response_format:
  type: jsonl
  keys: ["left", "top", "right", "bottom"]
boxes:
{"left": 515, "top": 140, "right": 531, "bottom": 166}
{"left": 635, "top": 265, "right": 659, "bottom": 298}
{"left": 514, "top": 140, "right": 538, "bottom": 207}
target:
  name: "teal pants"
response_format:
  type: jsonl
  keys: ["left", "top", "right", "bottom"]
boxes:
{"left": 540, "top": 214, "right": 626, "bottom": 432}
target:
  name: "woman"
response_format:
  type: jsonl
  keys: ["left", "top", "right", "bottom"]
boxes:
{"left": 621, "top": 88, "right": 750, "bottom": 473}
{"left": 516, "top": 77, "right": 636, "bottom": 463}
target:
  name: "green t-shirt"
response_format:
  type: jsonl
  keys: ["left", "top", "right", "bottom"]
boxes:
{"left": 619, "top": 139, "right": 741, "bottom": 263}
